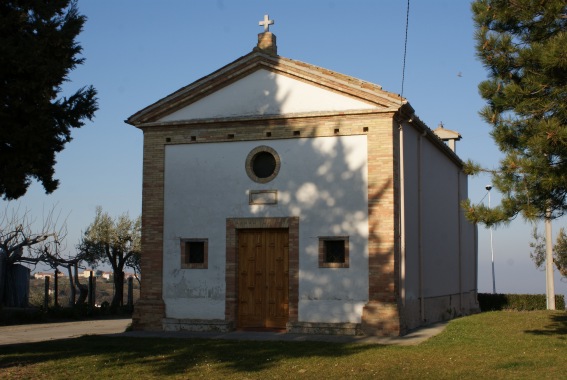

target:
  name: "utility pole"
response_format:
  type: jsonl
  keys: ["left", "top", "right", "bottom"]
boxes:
{"left": 545, "top": 208, "right": 555, "bottom": 310}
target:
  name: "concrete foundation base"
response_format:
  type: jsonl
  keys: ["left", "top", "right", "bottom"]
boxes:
{"left": 287, "top": 322, "right": 361, "bottom": 336}
{"left": 162, "top": 318, "right": 233, "bottom": 332}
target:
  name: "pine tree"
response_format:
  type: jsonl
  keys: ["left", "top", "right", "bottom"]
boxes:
{"left": 0, "top": 0, "right": 98, "bottom": 200}
{"left": 464, "top": 1, "right": 566, "bottom": 309}
{"left": 464, "top": 0, "right": 567, "bottom": 222}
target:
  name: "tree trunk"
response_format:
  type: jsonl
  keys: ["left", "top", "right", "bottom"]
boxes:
{"left": 67, "top": 265, "right": 75, "bottom": 307}
{"left": 73, "top": 265, "right": 88, "bottom": 306}
{"left": 127, "top": 276, "right": 133, "bottom": 312}
{"left": 44, "top": 276, "right": 49, "bottom": 309}
{"left": 0, "top": 250, "right": 6, "bottom": 307}
{"left": 53, "top": 269, "right": 58, "bottom": 308}
{"left": 111, "top": 270, "right": 124, "bottom": 312}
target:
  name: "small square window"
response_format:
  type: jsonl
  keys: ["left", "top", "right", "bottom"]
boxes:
{"left": 181, "top": 239, "right": 208, "bottom": 269}
{"left": 319, "top": 237, "right": 349, "bottom": 268}
{"left": 325, "top": 240, "right": 345, "bottom": 262}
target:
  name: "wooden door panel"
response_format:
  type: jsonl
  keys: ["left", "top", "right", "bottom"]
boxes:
{"left": 264, "top": 229, "right": 289, "bottom": 328}
{"left": 238, "top": 231, "right": 263, "bottom": 327}
{"left": 238, "top": 228, "right": 289, "bottom": 329}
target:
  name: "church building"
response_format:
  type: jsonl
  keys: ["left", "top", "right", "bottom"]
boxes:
{"left": 126, "top": 16, "right": 479, "bottom": 336}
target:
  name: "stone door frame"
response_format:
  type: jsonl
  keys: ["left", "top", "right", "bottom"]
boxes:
{"left": 225, "top": 217, "right": 299, "bottom": 329}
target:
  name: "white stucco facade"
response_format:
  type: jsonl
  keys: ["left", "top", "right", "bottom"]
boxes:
{"left": 128, "top": 37, "right": 478, "bottom": 335}
{"left": 159, "top": 69, "right": 378, "bottom": 122}
{"left": 163, "top": 135, "right": 369, "bottom": 323}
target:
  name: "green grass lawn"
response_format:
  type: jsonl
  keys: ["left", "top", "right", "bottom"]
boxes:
{"left": 1, "top": 311, "right": 566, "bottom": 379}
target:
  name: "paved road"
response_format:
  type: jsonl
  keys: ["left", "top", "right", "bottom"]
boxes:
{"left": 0, "top": 318, "right": 131, "bottom": 346}
{"left": 0, "top": 318, "right": 446, "bottom": 346}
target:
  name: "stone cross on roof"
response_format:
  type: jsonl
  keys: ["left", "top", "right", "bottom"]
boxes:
{"left": 259, "top": 14, "right": 274, "bottom": 32}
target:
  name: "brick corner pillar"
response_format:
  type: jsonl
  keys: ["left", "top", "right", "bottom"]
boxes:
{"left": 132, "top": 130, "right": 166, "bottom": 331}
{"left": 361, "top": 118, "right": 403, "bottom": 337}
{"left": 132, "top": 298, "right": 165, "bottom": 331}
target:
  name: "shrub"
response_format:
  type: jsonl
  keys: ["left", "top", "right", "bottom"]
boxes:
{"left": 0, "top": 307, "right": 46, "bottom": 325}
{"left": 478, "top": 293, "right": 565, "bottom": 311}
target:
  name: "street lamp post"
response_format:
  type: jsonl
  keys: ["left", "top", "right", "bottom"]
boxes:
{"left": 486, "top": 184, "right": 496, "bottom": 294}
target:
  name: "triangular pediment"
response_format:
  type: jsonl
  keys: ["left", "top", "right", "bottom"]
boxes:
{"left": 159, "top": 68, "right": 378, "bottom": 122}
{"left": 126, "top": 52, "right": 405, "bottom": 126}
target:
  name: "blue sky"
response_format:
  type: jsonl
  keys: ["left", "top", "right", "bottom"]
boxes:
{"left": 5, "top": 0, "right": 566, "bottom": 297}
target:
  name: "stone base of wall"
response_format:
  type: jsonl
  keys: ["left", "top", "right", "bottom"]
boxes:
{"left": 132, "top": 299, "right": 165, "bottom": 331}
{"left": 287, "top": 322, "right": 362, "bottom": 336}
{"left": 162, "top": 318, "right": 233, "bottom": 332}
{"left": 402, "top": 298, "right": 422, "bottom": 331}
{"left": 403, "top": 291, "right": 481, "bottom": 331}
{"left": 360, "top": 301, "right": 403, "bottom": 337}
{"left": 423, "top": 291, "right": 480, "bottom": 325}
{"left": 134, "top": 293, "right": 480, "bottom": 335}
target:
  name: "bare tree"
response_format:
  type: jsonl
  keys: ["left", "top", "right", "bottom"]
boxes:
{"left": 72, "top": 263, "right": 88, "bottom": 306}
{"left": 0, "top": 204, "right": 66, "bottom": 306}
{"left": 0, "top": 204, "right": 89, "bottom": 307}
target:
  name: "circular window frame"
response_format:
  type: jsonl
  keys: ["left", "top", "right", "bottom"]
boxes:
{"left": 245, "top": 145, "right": 281, "bottom": 183}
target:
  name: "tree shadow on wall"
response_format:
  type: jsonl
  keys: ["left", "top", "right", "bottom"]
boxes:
{"left": 255, "top": 127, "right": 392, "bottom": 324}
{"left": 160, "top": 52, "right": 396, "bottom": 348}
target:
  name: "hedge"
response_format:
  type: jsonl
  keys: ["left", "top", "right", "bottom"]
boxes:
{"left": 478, "top": 293, "right": 565, "bottom": 311}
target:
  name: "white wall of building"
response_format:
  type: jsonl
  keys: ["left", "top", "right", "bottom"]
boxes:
{"left": 158, "top": 69, "right": 377, "bottom": 122}
{"left": 420, "top": 136, "right": 461, "bottom": 297}
{"left": 459, "top": 170, "right": 478, "bottom": 295}
{"left": 162, "top": 135, "right": 369, "bottom": 323}
{"left": 401, "top": 123, "right": 477, "bottom": 325}
{"left": 401, "top": 125, "right": 420, "bottom": 302}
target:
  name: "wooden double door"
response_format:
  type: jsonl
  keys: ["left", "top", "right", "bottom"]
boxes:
{"left": 237, "top": 228, "right": 289, "bottom": 329}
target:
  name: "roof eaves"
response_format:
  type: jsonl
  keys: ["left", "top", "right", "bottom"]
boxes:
{"left": 132, "top": 107, "right": 400, "bottom": 129}
{"left": 126, "top": 51, "right": 406, "bottom": 126}
{"left": 126, "top": 51, "right": 268, "bottom": 125}
{"left": 402, "top": 112, "right": 464, "bottom": 168}
{"left": 272, "top": 56, "right": 405, "bottom": 107}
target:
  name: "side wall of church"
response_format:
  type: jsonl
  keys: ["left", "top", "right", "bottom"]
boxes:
{"left": 401, "top": 123, "right": 479, "bottom": 331}
{"left": 401, "top": 124, "right": 420, "bottom": 316}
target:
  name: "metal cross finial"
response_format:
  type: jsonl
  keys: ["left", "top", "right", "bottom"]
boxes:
{"left": 259, "top": 14, "right": 274, "bottom": 32}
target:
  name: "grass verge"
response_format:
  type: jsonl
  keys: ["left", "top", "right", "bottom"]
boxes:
{"left": 0, "top": 311, "right": 566, "bottom": 379}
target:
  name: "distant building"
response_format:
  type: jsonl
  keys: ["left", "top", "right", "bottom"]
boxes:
{"left": 79, "top": 269, "right": 96, "bottom": 278}
{"left": 33, "top": 272, "right": 53, "bottom": 280}
{"left": 33, "top": 271, "right": 66, "bottom": 280}
{"left": 78, "top": 270, "right": 137, "bottom": 281}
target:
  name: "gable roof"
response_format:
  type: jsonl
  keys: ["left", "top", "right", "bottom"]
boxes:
{"left": 125, "top": 49, "right": 407, "bottom": 127}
